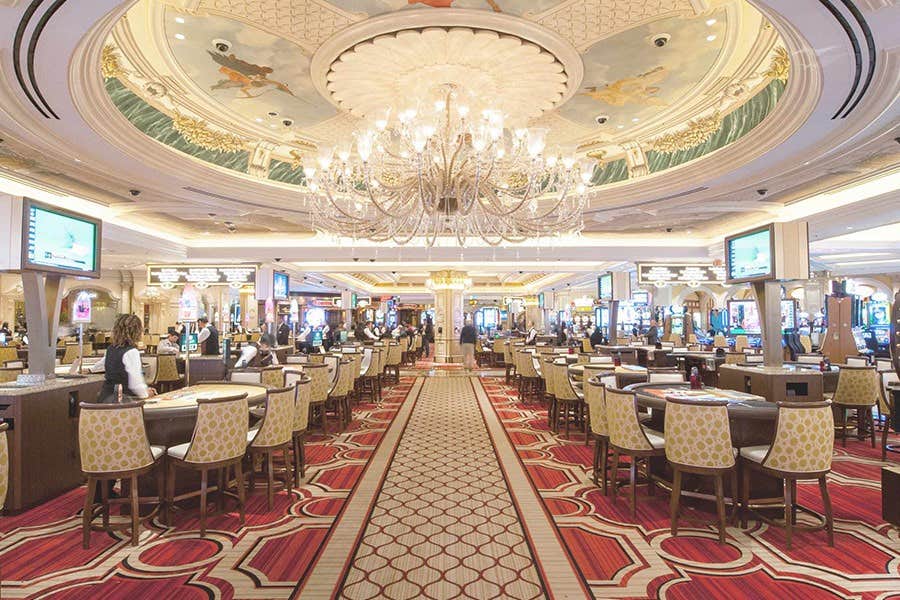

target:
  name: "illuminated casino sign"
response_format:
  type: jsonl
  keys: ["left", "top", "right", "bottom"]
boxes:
{"left": 147, "top": 264, "right": 258, "bottom": 287}
{"left": 637, "top": 263, "right": 726, "bottom": 286}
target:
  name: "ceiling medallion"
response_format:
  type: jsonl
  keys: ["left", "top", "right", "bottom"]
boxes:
{"left": 306, "top": 11, "right": 587, "bottom": 247}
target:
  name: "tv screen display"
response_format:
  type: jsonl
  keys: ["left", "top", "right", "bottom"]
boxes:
{"left": 728, "top": 300, "right": 761, "bottom": 334}
{"left": 781, "top": 300, "right": 797, "bottom": 331}
{"left": 726, "top": 226, "right": 773, "bottom": 283}
{"left": 598, "top": 273, "right": 613, "bottom": 300}
{"left": 22, "top": 199, "right": 101, "bottom": 278}
{"left": 273, "top": 272, "right": 289, "bottom": 300}
{"left": 632, "top": 291, "right": 649, "bottom": 305}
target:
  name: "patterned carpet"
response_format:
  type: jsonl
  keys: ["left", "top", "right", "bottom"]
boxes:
{"left": 2, "top": 374, "right": 898, "bottom": 599}
{"left": 480, "top": 377, "right": 900, "bottom": 600}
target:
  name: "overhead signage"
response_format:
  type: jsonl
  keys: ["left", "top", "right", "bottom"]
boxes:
{"left": 72, "top": 291, "right": 93, "bottom": 323}
{"left": 523, "top": 295, "right": 540, "bottom": 307}
{"left": 637, "top": 263, "right": 726, "bottom": 286}
{"left": 148, "top": 264, "right": 258, "bottom": 287}
{"left": 503, "top": 296, "right": 525, "bottom": 306}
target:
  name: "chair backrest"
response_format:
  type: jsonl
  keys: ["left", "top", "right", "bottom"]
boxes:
{"left": 142, "top": 354, "right": 159, "bottom": 385}
{"left": 516, "top": 350, "right": 537, "bottom": 378}
{"left": 879, "top": 371, "right": 898, "bottom": 414}
{"left": 156, "top": 353, "right": 180, "bottom": 384}
{"left": 581, "top": 338, "right": 593, "bottom": 353}
{"left": 664, "top": 397, "right": 734, "bottom": 469}
{"left": 585, "top": 378, "right": 608, "bottom": 437}
{"left": 0, "top": 367, "right": 23, "bottom": 383}
{"left": 333, "top": 359, "right": 354, "bottom": 397}
{"left": 845, "top": 356, "right": 869, "bottom": 367}
{"left": 250, "top": 386, "right": 295, "bottom": 448}
{"left": 285, "top": 355, "right": 308, "bottom": 364}
{"left": 875, "top": 358, "right": 893, "bottom": 373}
{"left": 0, "top": 422, "right": 8, "bottom": 511}
{"left": 582, "top": 363, "right": 612, "bottom": 384}
{"left": 184, "top": 393, "right": 249, "bottom": 463}
{"left": 713, "top": 334, "right": 727, "bottom": 348}
{"left": 78, "top": 401, "right": 155, "bottom": 473}
{"left": 261, "top": 365, "right": 284, "bottom": 388}
{"left": 346, "top": 353, "right": 363, "bottom": 383}
{"left": 284, "top": 368, "right": 305, "bottom": 387}
{"left": 364, "top": 349, "right": 382, "bottom": 376}
{"left": 293, "top": 377, "right": 312, "bottom": 432}
{"left": 386, "top": 343, "right": 403, "bottom": 367}
{"left": 3, "top": 359, "right": 25, "bottom": 369}
{"left": 304, "top": 363, "right": 331, "bottom": 403}
{"left": 744, "top": 354, "right": 764, "bottom": 364}
{"left": 605, "top": 388, "right": 655, "bottom": 452}
{"left": 229, "top": 369, "right": 263, "bottom": 384}
{"left": 761, "top": 401, "right": 834, "bottom": 473}
{"left": 648, "top": 371, "right": 685, "bottom": 384}
{"left": 554, "top": 362, "right": 579, "bottom": 401}
{"left": 0, "top": 347, "right": 18, "bottom": 364}
{"left": 589, "top": 355, "right": 614, "bottom": 364}
{"left": 724, "top": 352, "right": 744, "bottom": 364}
{"left": 308, "top": 353, "right": 326, "bottom": 364}
{"left": 734, "top": 335, "right": 749, "bottom": 353}
{"left": 832, "top": 365, "right": 879, "bottom": 407}
{"left": 799, "top": 335, "right": 812, "bottom": 353}
{"left": 796, "top": 353, "right": 822, "bottom": 364}
{"left": 61, "top": 344, "right": 80, "bottom": 364}
{"left": 542, "top": 359, "right": 558, "bottom": 397}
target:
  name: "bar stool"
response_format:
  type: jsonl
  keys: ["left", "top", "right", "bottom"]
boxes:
{"left": 327, "top": 358, "right": 354, "bottom": 432}
{"left": 605, "top": 387, "right": 665, "bottom": 517}
{"left": 647, "top": 370, "right": 686, "bottom": 384}
{"left": 828, "top": 365, "right": 879, "bottom": 447}
{"left": 229, "top": 369, "right": 263, "bottom": 384}
{"left": 553, "top": 361, "right": 583, "bottom": 439}
{"left": 0, "top": 422, "right": 8, "bottom": 511}
{"left": 879, "top": 370, "right": 898, "bottom": 460}
{"left": 247, "top": 386, "right": 296, "bottom": 509}
{"left": 740, "top": 401, "right": 835, "bottom": 549}
{"left": 165, "top": 393, "right": 250, "bottom": 536}
{"left": 79, "top": 401, "right": 165, "bottom": 547}
{"left": 291, "top": 376, "right": 312, "bottom": 481}
{"left": 303, "top": 363, "right": 331, "bottom": 434}
{"left": 359, "top": 348, "right": 383, "bottom": 404}
{"left": 0, "top": 367, "right": 23, "bottom": 383}
{"left": 585, "top": 378, "right": 611, "bottom": 493}
{"left": 383, "top": 343, "right": 402, "bottom": 385}
{"left": 154, "top": 353, "right": 184, "bottom": 392}
{"left": 664, "top": 396, "right": 738, "bottom": 544}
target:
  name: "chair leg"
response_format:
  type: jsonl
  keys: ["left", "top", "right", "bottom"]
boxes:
{"left": 600, "top": 439, "right": 609, "bottom": 497}
{"left": 670, "top": 468, "right": 682, "bottom": 536}
{"left": 783, "top": 477, "right": 793, "bottom": 550}
{"left": 714, "top": 473, "right": 727, "bottom": 545}
{"left": 790, "top": 479, "right": 798, "bottom": 525}
{"left": 235, "top": 459, "right": 246, "bottom": 526}
{"left": 200, "top": 469, "right": 209, "bottom": 537}
{"left": 840, "top": 408, "right": 847, "bottom": 447}
{"left": 819, "top": 475, "right": 834, "bottom": 547}
{"left": 100, "top": 479, "right": 110, "bottom": 530}
{"left": 217, "top": 467, "right": 226, "bottom": 513}
{"left": 592, "top": 437, "right": 600, "bottom": 487}
{"left": 293, "top": 435, "right": 300, "bottom": 484}
{"left": 266, "top": 451, "right": 275, "bottom": 510}
{"left": 130, "top": 475, "right": 140, "bottom": 546}
{"left": 740, "top": 462, "right": 751, "bottom": 529}
{"left": 83, "top": 476, "right": 95, "bottom": 549}
{"left": 729, "top": 467, "right": 739, "bottom": 524}
{"left": 610, "top": 449, "right": 619, "bottom": 500}
{"left": 283, "top": 448, "right": 294, "bottom": 495}
{"left": 867, "top": 408, "right": 876, "bottom": 448}
{"left": 165, "top": 461, "right": 176, "bottom": 526}
{"left": 629, "top": 457, "right": 638, "bottom": 517}
{"left": 883, "top": 413, "right": 890, "bottom": 461}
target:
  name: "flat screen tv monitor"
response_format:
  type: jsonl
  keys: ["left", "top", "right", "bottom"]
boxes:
{"left": 273, "top": 272, "right": 289, "bottom": 300}
{"left": 598, "top": 273, "right": 613, "bottom": 300}
{"left": 725, "top": 225, "right": 773, "bottom": 284}
{"left": 632, "top": 291, "right": 649, "bottom": 305}
{"left": 21, "top": 198, "right": 101, "bottom": 278}
{"left": 781, "top": 300, "right": 797, "bottom": 331}
{"left": 728, "top": 300, "right": 761, "bottom": 335}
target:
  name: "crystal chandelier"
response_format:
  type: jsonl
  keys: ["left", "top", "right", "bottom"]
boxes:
{"left": 425, "top": 270, "right": 473, "bottom": 291}
{"left": 304, "top": 85, "right": 594, "bottom": 247}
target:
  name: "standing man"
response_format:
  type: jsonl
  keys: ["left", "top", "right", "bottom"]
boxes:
{"left": 524, "top": 322, "right": 538, "bottom": 346}
{"left": 460, "top": 319, "right": 478, "bottom": 371}
{"left": 197, "top": 317, "right": 219, "bottom": 355}
{"left": 277, "top": 316, "right": 291, "bottom": 346}
{"left": 646, "top": 319, "right": 661, "bottom": 346}
{"left": 423, "top": 318, "right": 434, "bottom": 358}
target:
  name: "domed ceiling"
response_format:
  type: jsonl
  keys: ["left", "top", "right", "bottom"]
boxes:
{"left": 98, "top": 0, "right": 789, "bottom": 219}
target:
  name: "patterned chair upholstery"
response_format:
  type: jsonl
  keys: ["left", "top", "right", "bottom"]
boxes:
{"left": 292, "top": 377, "right": 312, "bottom": 481}
{"left": 359, "top": 348, "right": 383, "bottom": 404}
{"left": 664, "top": 397, "right": 737, "bottom": 544}
{"left": 828, "top": 365, "right": 879, "bottom": 447}
{"left": 154, "top": 353, "right": 183, "bottom": 392}
{"left": 330, "top": 358, "right": 356, "bottom": 431}
{"left": 260, "top": 365, "right": 284, "bottom": 389}
{"left": 79, "top": 401, "right": 165, "bottom": 547}
{"left": 585, "top": 377, "right": 617, "bottom": 495}
{"left": 724, "top": 352, "right": 745, "bottom": 365}
{"left": 384, "top": 343, "right": 403, "bottom": 384}
{"left": 551, "top": 360, "right": 583, "bottom": 439}
{"left": 61, "top": 343, "right": 81, "bottom": 364}
{"left": 0, "top": 347, "right": 19, "bottom": 365}
{"left": 647, "top": 371, "right": 686, "bottom": 384}
{"left": 734, "top": 335, "right": 750, "bottom": 354}
{"left": 879, "top": 371, "right": 898, "bottom": 460}
{"left": 304, "top": 363, "right": 331, "bottom": 433}
{"left": 605, "top": 387, "right": 665, "bottom": 516}
{"left": 799, "top": 335, "right": 813, "bottom": 353}
{"left": 0, "top": 422, "right": 8, "bottom": 511}
{"left": 514, "top": 350, "right": 541, "bottom": 403}
{"left": 0, "top": 367, "right": 23, "bottom": 383}
{"left": 165, "top": 393, "right": 250, "bottom": 535}
{"left": 739, "top": 401, "right": 835, "bottom": 549}
{"left": 844, "top": 356, "right": 869, "bottom": 367}
{"left": 248, "top": 386, "right": 296, "bottom": 509}
{"left": 713, "top": 334, "right": 728, "bottom": 349}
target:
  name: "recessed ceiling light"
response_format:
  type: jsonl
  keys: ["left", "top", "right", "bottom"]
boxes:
{"left": 617, "top": 125, "right": 624, "bottom": 129}
{"left": 631, "top": 117, "right": 640, "bottom": 122}
{"left": 706, "top": 18, "right": 717, "bottom": 26}
{"left": 706, "top": 35, "right": 717, "bottom": 42}
{"left": 846, "top": 226, "right": 853, "bottom": 230}
{"left": 175, "top": 16, "right": 185, "bottom": 24}
{"left": 74, "top": 158, "right": 82, "bottom": 163}
{"left": 174, "top": 33, "right": 185, "bottom": 40}
{"left": 269, "top": 124, "right": 277, "bottom": 128}
{"left": 255, "top": 117, "right": 263, "bottom": 122}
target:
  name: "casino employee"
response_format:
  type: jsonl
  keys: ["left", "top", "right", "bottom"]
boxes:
{"left": 197, "top": 317, "right": 220, "bottom": 355}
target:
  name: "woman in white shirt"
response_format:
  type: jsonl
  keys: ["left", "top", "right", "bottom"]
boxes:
{"left": 91, "top": 314, "right": 155, "bottom": 402}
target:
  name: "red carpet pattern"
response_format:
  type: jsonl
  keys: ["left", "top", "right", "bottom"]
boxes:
{"left": 0, "top": 379, "right": 416, "bottom": 599}
{"left": 340, "top": 376, "right": 545, "bottom": 599}
{"left": 480, "top": 377, "right": 900, "bottom": 599}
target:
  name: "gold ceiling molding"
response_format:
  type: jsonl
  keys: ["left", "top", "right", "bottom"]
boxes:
{"left": 172, "top": 112, "right": 247, "bottom": 152}
{"left": 648, "top": 112, "right": 723, "bottom": 154}
{"left": 100, "top": 44, "right": 126, "bottom": 79}
{"left": 764, "top": 46, "right": 790, "bottom": 82}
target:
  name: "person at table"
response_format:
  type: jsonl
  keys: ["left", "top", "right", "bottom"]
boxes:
{"left": 423, "top": 318, "right": 434, "bottom": 358}
{"left": 589, "top": 323, "right": 604, "bottom": 349}
{"left": 321, "top": 322, "right": 332, "bottom": 351}
{"left": 297, "top": 322, "right": 311, "bottom": 353}
{"left": 91, "top": 314, "right": 156, "bottom": 402}
{"left": 234, "top": 333, "right": 279, "bottom": 368}
{"left": 524, "top": 323, "right": 538, "bottom": 346}
{"left": 363, "top": 321, "right": 378, "bottom": 341}
{"left": 197, "top": 317, "right": 219, "bottom": 355}
{"left": 277, "top": 316, "right": 291, "bottom": 346}
{"left": 460, "top": 319, "right": 477, "bottom": 370}
{"left": 157, "top": 328, "right": 181, "bottom": 354}
{"left": 646, "top": 319, "right": 661, "bottom": 347}
{"left": 0, "top": 322, "right": 11, "bottom": 338}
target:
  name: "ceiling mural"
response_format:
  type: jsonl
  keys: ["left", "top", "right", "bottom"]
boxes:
{"left": 95, "top": 0, "right": 791, "bottom": 233}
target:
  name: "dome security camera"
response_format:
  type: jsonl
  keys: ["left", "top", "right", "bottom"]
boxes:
{"left": 595, "top": 115, "right": 609, "bottom": 125}
{"left": 757, "top": 188, "right": 768, "bottom": 196}
{"left": 652, "top": 33, "right": 671, "bottom": 47}
{"left": 274, "top": 258, "right": 282, "bottom": 262}
{"left": 282, "top": 118, "right": 293, "bottom": 127}
{"left": 665, "top": 227, "right": 673, "bottom": 233}
{"left": 212, "top": 39, "right": 232, "bottom": 53}
{"left": 129, "top": 189, "right": 141, "bottom": 196}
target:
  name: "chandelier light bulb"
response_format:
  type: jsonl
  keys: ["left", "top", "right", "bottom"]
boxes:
{"left": 527, "top": 128, "right": 547, "bottom": 157}
{"left": 356, "top": 131, "right": 374, "bottom": 161}
{"left": 457, "top": 104, "right": 470, "bottom": 118}
{"left": 303, "top": 166, "right": 317, "bottom": 179}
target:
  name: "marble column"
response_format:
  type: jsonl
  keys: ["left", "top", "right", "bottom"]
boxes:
{"left": 430, "top": 271, "right": 467, "bottom": 363}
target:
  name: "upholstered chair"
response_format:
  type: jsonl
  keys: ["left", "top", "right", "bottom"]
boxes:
{"left": 79, "top": 401, "right": 165, "bottom": 547}
{"left": 878, "top": 371, "right": 898, "bottom": 461}
{"left": 713, "top": 334, "right": 728, "bottom": 349}
{"left": 259, "top": 365, "right": 284, "bottom": 388}
{"left": 0, "top": 347, "right": 18, "bottom": 365}
{"left": 154, "top": 353, "right": 183, "bottom": 392}
{"left": 647, "top": 370, "right": 686, "bottom": 384}
{"left": 828, "top": 365, "right": 879, "bottom": 447}
{"left": 324, "top": 359, "right": 352, "bottom": 433}
{"left": 605, "top": 387, "right": 665, "bottom": 516}
{"left": 0, "top": 422, "right": 8, "bottom": 511}
{"left": 359, "top": 348, "right": 383, "bottom": 404}
{"left": 734, "top": 335, "right": 750, "bottom": 353}
{"left": 0, "top": 367, "right": 23, "bottom": 383}
{"left": 248, "top": 386, "right": 296, "bottom": 509}
{"left": 844, "top": 356, "right": 869, "bottom": 367}
{"left": 585, "top": 377, "right": 616, "bottom": 494}
{"left": 292, "top": 377, "right": 312, "bottom": 481}
{"left": 739, "top": 401, "right": 835, "bottom": 549}
{"left": 384, "top": 343, "right": 403, "bottom": 384}
{"left": 515, "top": 350, "right": 540, "bottom": 403}
{"left": 725, "top": 352, "right": 745, "bottom": 365}
{"left": 664, "top": 397, "right": 737, "bottom": 544}
{"left": 229, "top": 369, "right": 263, "bottom": 385}
{"left": 303, "top": 363, "right": 331, "bottom": 434}
{"left": 502, "top": 341, "right": 516, "bottom": 384}
{"left": 165, "top": 393, "right": 250, "bottom": 535}
{"left": 553, "top": 360, "right": 584, "bottom": 439}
